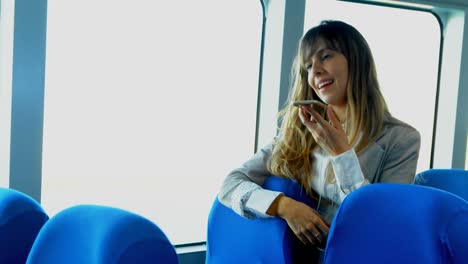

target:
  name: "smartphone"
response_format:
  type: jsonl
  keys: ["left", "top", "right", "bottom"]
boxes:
{"left": 292, "top": 100, "right": 327, "bottom": 109}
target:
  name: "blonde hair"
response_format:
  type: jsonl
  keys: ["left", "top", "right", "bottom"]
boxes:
{"left": 268, "top": 20, "right": 389, "bottom": 195}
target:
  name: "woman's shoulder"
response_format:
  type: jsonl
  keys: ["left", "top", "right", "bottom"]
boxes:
{"left": 375, "top": 114, "right": 421, "bottom": 145}
{"left": 383, "top": 115, "right": 419, "bottom": 133}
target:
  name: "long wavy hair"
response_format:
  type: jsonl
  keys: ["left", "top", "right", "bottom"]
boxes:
{"left": 268, "top": 20, "right": 389, "bottom": 194}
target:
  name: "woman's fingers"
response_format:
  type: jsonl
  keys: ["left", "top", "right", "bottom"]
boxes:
{"left": 300, "top": 106, "right": 325, "bottom": 128}
{"left": 281, "top": 199, "right": 329, "bottom": 246}
{"left": 327, "top": 106, "right": 341, "bottom": 129}
{"left": 305, "top": 227, "right": 323, "bottom": 245}
{"left": 297, "top": 228, "right": 322, "bottom": 245}
{"left": 298, "top": 105, "right": 351, "bottom": 156}
{"left": 316, "top": 220, "right": 330, "bottom": 247}
{"left": 298, "top": 107, "right": 308, "bottom": 124}
{"left": 297, "top": 222, "right": 328, "bottom": 246}
{"left": 310, "top": 111, "right": 329, "bottom": 131}
{"left": 303, "top": 230, "right": 316, "bottom": 245}
{"left": 297, "top": 232, "right": 309, "bottom": 245}
{"left": 318, "top": 219, "right": 330, "bottom": 236}
{"left": 299, "top": 105, "right": 342, "bottom": 134}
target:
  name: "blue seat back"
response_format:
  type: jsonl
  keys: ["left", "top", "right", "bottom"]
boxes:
{"left": 323, "top": 184, "right": 468, "bottom": 264}
{"left": 27, "top": 204, "right": 178, "bottom": 264}
{"left": 206, "top": 176, "right": 318, "bottom": 264}
{"left": 414, "top": 169, "right": 468, "bottom": 201}
{"left": 0, "top": 188, "right": 49, "bottom": 264}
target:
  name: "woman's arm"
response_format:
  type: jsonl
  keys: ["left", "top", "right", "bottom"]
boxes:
{"left": 331, "top": 148, "right": 369, "bottom": 202}
{"left": 328, "top": 126, "right": 421, "bottom": 202}
{"left": 218, "top": 142, "right": 329, "bottom": 246}
{"left": 217, "top": 143, "right": 283, "bottom": 219}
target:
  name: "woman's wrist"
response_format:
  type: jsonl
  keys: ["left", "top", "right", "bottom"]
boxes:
{"left": 274, "top": 195, "right": 294, "bottom": 219}
{"left": 266, "top": 194, "right": 288, "bottom": 217}
{"left": 332, "top": 144, "right": 352, "bottom": 157}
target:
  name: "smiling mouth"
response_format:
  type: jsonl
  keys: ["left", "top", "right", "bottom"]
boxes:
{"left": 318, "top": 80, "right": 334, "bottom": 90}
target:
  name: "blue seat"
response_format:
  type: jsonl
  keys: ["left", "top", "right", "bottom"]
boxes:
{"left": 0, "top": 187, "right": 49, "bottom": 264}
{"left": 323, "top": 183, "right": 468, "bottom": 264}
{"left": 414, "top": 169, "right": 468, "bottom": 201}
{"left": 206, "top": 176, "right": 318, "bottom": 264}
{"left": 26, "top": 204, "right": 178, "bottom": 264}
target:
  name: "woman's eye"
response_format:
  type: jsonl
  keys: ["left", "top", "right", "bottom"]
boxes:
{"left": 305, "top": 64, "right": 312, "bottom": 70}
{"left": 322, "top": 54, "right": 331, "bottom": 60}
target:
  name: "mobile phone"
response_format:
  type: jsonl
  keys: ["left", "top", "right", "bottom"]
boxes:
{"left": 292, "top": 100, "right": 327, "bottom": 109}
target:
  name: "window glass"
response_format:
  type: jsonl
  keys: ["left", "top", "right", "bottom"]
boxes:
{"left": 0, "top": 0, "right": 15, "bottom": 187}
{"left": 305, "top": 1, "right": 441, "bottom": 173}
{"left": 43, "top": 0, "right": 262, "bottom": 245}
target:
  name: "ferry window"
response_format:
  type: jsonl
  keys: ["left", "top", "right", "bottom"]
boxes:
{"left": 304, "top": 1, "right": 440, "bottom": 173}
{"left": 42, "top": 0, "right": 262, "bottom": 245}
{"left": 0, "top": 0, "right": 14, "bottom": 187}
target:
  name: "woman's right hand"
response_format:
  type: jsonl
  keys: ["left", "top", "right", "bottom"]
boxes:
{"left": 273, "top": 195, "right": 330, "bottom": 246}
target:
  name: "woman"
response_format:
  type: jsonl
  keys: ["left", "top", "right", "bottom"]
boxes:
{"left": 218, "top": 20, "right": 420, "bottom": 248}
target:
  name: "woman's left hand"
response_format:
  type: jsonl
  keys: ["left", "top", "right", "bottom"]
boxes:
{"left": 298, "top": 105, "right": 351, "bottom": 156}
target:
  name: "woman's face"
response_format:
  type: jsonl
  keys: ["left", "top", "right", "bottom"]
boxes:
{"left": 305, "top": 38, "right": 349, "bottom": 108}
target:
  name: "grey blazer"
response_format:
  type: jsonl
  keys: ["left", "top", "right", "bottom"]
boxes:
{"left": 218, "top": 115, "right": 421, "bottom": 210}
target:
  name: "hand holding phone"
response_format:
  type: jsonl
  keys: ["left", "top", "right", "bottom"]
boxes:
{"left": 292, "top": 100, "right": 327, "bottom": 110}
{"left": 294, "top": 100, "right": 328, "bottom": 120}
